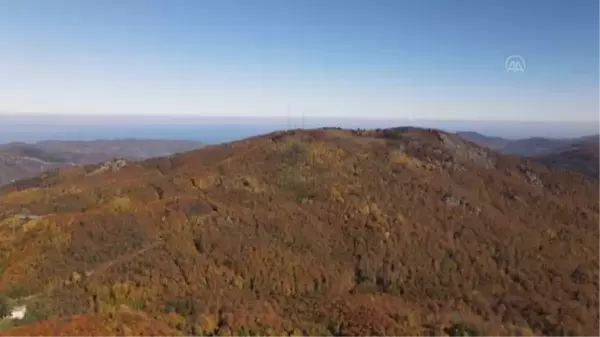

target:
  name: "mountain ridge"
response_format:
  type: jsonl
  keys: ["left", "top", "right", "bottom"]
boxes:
{"left": 535, "top": 142, "right": 599, "bottom": 179}
{"left": 0, "top": 127, "right": 597, "bottom": 336}
{"left": 456, "top": 131, "right": 599, "bottom": 179}
{"left": 456, "top": 131, "right": 599, "bottom": 155}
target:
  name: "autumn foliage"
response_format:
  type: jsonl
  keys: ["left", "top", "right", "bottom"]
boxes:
{"left": 0, "top": 308, "right": 181, "bottom": 336}
{"left": 0, "top": 127, "right": 597, "bottom": 336}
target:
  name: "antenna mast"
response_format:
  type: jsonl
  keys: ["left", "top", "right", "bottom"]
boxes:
{"left": 287, "top": 104, "right": 291, "bottom": 130}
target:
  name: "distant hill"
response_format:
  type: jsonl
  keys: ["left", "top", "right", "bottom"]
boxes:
{"left": 453, "top": 131, "right": 511, "bottom": 151}
{"left": 456, "top": 131, "right": 599, "bottom": 156}
{"left": 535, "top": 141, "right": 599, "bottom": 179}
{"left": 0, "top": 139, "right": 204, "bottom": 185}
{"left": 0, "top": 127, "right": 597, "bottom": 336}
{"left": 33, "top": 139, "right": 205, "bottom": 159}
{"left": 456, "top": 132, "right": 599, "bottom": 178}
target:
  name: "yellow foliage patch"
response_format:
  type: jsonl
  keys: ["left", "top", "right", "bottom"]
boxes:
{"left": 164, "top": 312, "right": 187, "bottom": 330}
{"left": 389, "top": 150, "right": 417, "bottom": 165}
{"left": 329, "top": 186, "right": 345, "bottom": 203}
{"left": 395, "top": 212, "right": 406, "bottom": 224}
{"left": 22, "top": 217, "right": 48, "bottom": 232}
{"left": 0, "top": 215, "right": 24, "bottom": 230}
{"left": 196, "top": 313, "right": 219, "bottom": 335}
{"left": 92, "top": 282, "right": 149, "bottom": 316}
{"left": 105, "top": 197, "right": 137, "bottom": 213}
{"left": 306, "top": 143, "right": 346, "bottom": 167}
{"left": 0, "top": 188, "right": 47, "bottom": 207}
{"left": 58, "top": 186, "right": 85, "bottom": 195}
{"left": 389, "top": 150, "right": 437, "bottom": 172}
{"left": 188, "top": 175, "right": 219, "bottom": 189}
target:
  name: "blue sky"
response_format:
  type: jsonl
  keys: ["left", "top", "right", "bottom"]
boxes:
{"left": 0, "top": 0, "right": 598, "bottom": 121}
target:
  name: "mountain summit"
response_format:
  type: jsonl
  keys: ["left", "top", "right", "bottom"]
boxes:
{"left": 0, "top": 127, "right": 597, "bottom": 336}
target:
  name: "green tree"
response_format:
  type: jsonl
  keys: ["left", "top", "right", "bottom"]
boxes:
{"left": 0, "top": 294, "right": 10, "bottom": 318}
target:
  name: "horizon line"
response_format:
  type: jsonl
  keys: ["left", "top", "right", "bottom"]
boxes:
{"left": 1, "top": 112, "right": 598, "bottom": 124}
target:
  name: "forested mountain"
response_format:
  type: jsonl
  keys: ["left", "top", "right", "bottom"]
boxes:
{"left": 0, "top": 127, "right": 597, "bottom": 336}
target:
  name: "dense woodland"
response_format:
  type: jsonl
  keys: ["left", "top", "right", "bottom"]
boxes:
{"left": 0, "top": 127, "right": 598, "bottom": 336}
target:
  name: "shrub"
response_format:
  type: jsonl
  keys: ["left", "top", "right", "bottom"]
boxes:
{"left": 0, "top": 294, "right": 9, "bottom": 318}
{"left": 445, "top": 323, "right": 479, "bottom": 336}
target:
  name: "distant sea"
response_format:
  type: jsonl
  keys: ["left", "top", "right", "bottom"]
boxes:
{"left": 0, "top": 123, "right": 287, "bottom": 145}
{"left": 0, "top": 117, "right": 598, "bottom": 144}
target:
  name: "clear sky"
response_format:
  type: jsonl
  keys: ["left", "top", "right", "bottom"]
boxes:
{"left": 0, "top": 0, "right": 598, "bottom": 121}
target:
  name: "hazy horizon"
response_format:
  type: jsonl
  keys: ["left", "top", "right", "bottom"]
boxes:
{"left": 1, "top": 1, "right": 597, "bottom": 143}
{"left": 0, "top": 115, "right": 598, "bottom": 144}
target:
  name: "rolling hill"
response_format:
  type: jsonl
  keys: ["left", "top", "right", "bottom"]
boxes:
{"left": 0, "top": 127, "right": 597, "bottom": 336}
{"left": 456, "top": 132, "right": 599, "bottom": 179}
{"left": 0, "top": 139, "right": 204, "bottom": 185}
{"left": 456, "top": 131, "right": 599, "bottom": 156}
{"left": 535, "top": 142, "right": 599, "bottom": 179}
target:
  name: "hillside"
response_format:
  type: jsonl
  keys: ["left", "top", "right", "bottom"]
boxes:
{"left": 33, "top": 139, "right": 205, "bottom": 159}
{"left": 0, "top": 127, "right": 598, "bottom": 336}
{"left": 456, "top": 132, "right": 599, "bottom": 178}
{"left": 456, "top": 132, "right": 599, "bottom": 156}
{"left": 453, "top": 132, "right": 510, "bottom": 151}
{"left": 535, "top": 142, "right": 599, "bottom": 179}
{"left": 0, "top": 139, "right": 204, "bottom": 185}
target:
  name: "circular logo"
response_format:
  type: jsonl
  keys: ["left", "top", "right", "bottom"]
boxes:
{"left": 505, "top": 55, "right": 526, "bottom": 73}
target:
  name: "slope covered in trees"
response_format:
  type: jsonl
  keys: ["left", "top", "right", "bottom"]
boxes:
{"left": 535, "top": 142, "right": 599, "bottom": 179}
{"left": 0, "top": 127, "right": 597, "bottom": 336}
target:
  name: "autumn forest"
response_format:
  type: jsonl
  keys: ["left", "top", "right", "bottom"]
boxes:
{"left": 0, "top": 127, "right": 598, "bottom": 336}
